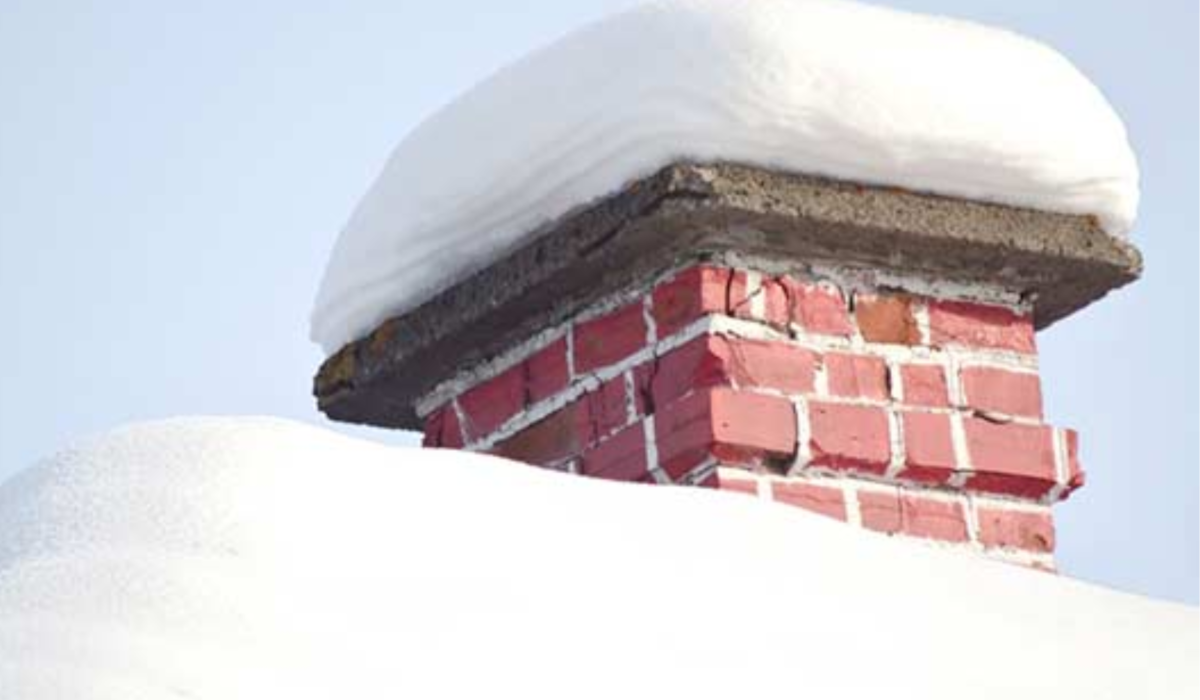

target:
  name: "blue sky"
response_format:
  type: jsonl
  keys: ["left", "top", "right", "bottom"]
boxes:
{"left": 0, "top": 0, "right": 1195, "bottom": 604}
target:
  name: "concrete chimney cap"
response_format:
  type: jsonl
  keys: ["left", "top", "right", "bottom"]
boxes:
{"left": 314, "top": 162, "right": 1141, "bottom": 430}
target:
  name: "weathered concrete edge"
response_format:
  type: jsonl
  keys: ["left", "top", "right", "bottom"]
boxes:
{"left": 315, "top": 162, "right": 1142, "bottom": 430}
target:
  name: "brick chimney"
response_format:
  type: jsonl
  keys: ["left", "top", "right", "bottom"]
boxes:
{"left": 315, "top": 163, "right": 1140, "bottom": 569}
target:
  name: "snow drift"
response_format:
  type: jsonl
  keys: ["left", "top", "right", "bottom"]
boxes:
{"left": 310, "top": 0, "right": 1139, "bottom": 354}
{"left": 0, "top": 417, "right": 1192, "bottom": 699}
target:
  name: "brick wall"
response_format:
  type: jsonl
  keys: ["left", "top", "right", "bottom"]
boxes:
{"left": 420, "top": 263, "right": 1082, "bottom": 568}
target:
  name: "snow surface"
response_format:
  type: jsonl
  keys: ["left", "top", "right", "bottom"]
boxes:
{"left": 0, "top": 417, "right": 1193, "bottom": 699}
{"left": 310, "top": 0, "right": 1139, "bottom": 354}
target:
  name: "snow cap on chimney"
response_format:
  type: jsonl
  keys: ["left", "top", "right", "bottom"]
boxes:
{"left": 311, "top": 0, "right": 1141, "bottom": 565}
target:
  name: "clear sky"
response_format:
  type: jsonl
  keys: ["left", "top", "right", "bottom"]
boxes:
{"left": 0, "top": 0, "right": 1195, "bottom": 604}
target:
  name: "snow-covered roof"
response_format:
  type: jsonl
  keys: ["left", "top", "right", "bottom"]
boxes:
{"left": 0, "top": 417, "right": 1192, "bottom": 698}
{"left": 310, "top": 0, "right": 1139, "bottom": 355}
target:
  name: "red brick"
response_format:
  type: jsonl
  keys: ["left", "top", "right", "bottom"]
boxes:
{"left": 976, "top": 506, "right": 1056, "bottom": 553}
{"left": 581, "top": 423, "right": 648, "bottom": 482}
{"left": 721, "top": 337, "right": 816, "bottom": 395}
{"left": 963, "top": 418, "right": 1057, "bottom": 498}
{"left": 902, "top": 495, "right": 968, "bottom": 542}
{"left": 825, "top": 353, "right": 889, "bottom": 400}
{"left": 573, "top": 301, "right": 648, "bottom": 374}
{"left": 641, "top": 335, "right": 816, "bottom": 411}
{"left": 727, "top": 270, "right": 755, "bottom": 320}
{"left": 858, "top": 490, "right": 968, "bottom": 542}
{"left": 761, "top": 277, "right": 792, "bottom": 328}
{"left": 786, "top": 279, "right": 853, "bottom": 337}
{"left": 651, "top": 266, "right": 730, "bottom": 338}
{"left": 454, "top": 342, "right": 570, "bottom": 442}
{"left": 717, "top": 473, "right": 760, "bottom": 497}
{"left": 654, "top": 390, "right": 717, "bottom": 480}
{"left": 458, "top": 367, "right": 525, "bottom": 441}
{"left": 641, "top": 335, "right": 729, "bottom": 410}
{"left": 1062, "top": 428, "right": 1085, "bottom": 495}
{"left": 524, "top": 338, "right": 570, "bottom": 404}
{"left": 899, "top": 411, "right": 957, "bottom": 484}
{"left": 422, "top": 403, "right": 464, "bottom": 449}
{"left": 581, "top": 375, "right": 631, "bottom": 442}
{"left": 806, "top": 401, "right": 891, "bottom": 474}
{"left": 654, "top": 388, "right": 796, "bottom": 479}
{"left": 928, "top": 301, "right": 1035, "bottom": 353}
{"left": 960, "top": 366, "right": 1043, "bottom": 418}
{"left": 728, "top": 271, "right": 787, "bottom": 323}
{"left": 854, "top": 294, "right": 920, "bottom": 345}
{"left": 492, "top": 401, "right": 591, "bottom": 466}
{"left": 422, "top": 410, "right": 441, "bottom": 448}
{"left": 899, "top": 364, "right": 949, "bottom": 408}
{"left": 771, "top": 480, "right": 847, "bottom": 521}
{"left": 710, "top": 388, "right": 797, "bottom": 465}
{"left": 728, "top": 274, "right": 795, "bottom": 328}
{"left": 857, "top": 490, "right": 904, "bottom": 532}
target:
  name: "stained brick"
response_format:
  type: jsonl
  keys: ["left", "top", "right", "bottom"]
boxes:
{"left": 573, "top": 301, "right": 648, "bottom": 374}
{"left": 651, "top": 266, "right": 730, "bottom": 338}
{"left": 854, "top": 294, "right": 920, "bottom": 345}
{"left": 772, "top": 480, "right": 847, "bottom": 520}
{"left": 825, "top": 353, "right": 889, "bottom": 400}
{"left": 493, "top": 401, "right": 590, "bottom": 466}
{"left": 963, "top": 418, "right": 1057, "bottom": 498}
{"left": 632, "top": 361, "right": 655, "bottom": 417}
{"left": 976, "top": 506, "right": 1055, "bottom": 553}
{"left": 581, "top": 423, "right": 648, "bottom": 482}
{"left": 928, "top": 300, "right": 1035, "bottom": 353}
{"left": 806, "top": 401, "right": 891, "bottom": 474}
{"left": 899, "top": 411, "right": 957, "bottom": 484}
{"left": 899, "top": 364, "right": 949, "bottom": 408}
{"left": 960, "top": 366, "right": 1043, "bottom": 418}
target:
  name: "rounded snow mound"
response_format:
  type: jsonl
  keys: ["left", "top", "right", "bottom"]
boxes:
{"left": 310, "top": 0, "right": 1139, "bottom": 354}
{"left": 1, "top": 417, "right": 1192, "bottom": 699}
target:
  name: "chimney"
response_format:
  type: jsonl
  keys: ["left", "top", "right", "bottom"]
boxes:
{"left": 315, "top": 162, "right": 1140, "bottom": 569}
